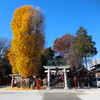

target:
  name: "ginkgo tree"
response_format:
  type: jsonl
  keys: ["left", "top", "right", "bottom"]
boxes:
{"left": 8, "top": 5, "right": 45, "bottom": 78}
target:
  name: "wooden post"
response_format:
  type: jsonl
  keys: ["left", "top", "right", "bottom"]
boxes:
{"left": 87, "top": 72, "right": 90, "bottom": 88}
{"left": 78, "top": 72, "right": 80, "bottom": 88}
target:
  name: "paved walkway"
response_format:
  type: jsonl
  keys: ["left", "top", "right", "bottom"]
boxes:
{"left": 0, "top": 89, "right": 80, "bottom": 100}
{"left": 0, "top": 87, "right": 80, "bottom": 100}
{"left": 0, "top": 86, "right": 100, "bottom": 100}
{"left": 42, "top": 92, "right": 80, "bottom": 100}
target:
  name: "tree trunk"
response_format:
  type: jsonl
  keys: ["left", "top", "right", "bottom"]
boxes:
{"left": 85, "top": 56, "right": 87, "bottom": 69}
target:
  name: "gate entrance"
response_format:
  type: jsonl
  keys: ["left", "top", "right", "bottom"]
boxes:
{"left": 43, "top": 66, "right": 70, "bottom": 89}
{"left": 50, "top": 72, "right": 64, "bottom": 88}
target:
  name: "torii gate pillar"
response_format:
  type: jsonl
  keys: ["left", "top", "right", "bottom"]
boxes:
{"left": 47, "top": 68, "right": 50, "bottom": 89}
{"left": 64, "top": 68, "right": 68, "bottom": 89}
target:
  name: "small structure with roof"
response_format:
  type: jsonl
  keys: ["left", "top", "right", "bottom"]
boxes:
{"left": 69, "top": 67, "right": 95, "bottom": 88}
{"left": 9, "top": 74, "right": 22, "bottom": 88}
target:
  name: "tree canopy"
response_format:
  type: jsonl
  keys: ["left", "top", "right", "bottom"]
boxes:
{"left": 74, "top": 27, "right": 97, "bottom": 68}
{"left": 53, "top": 27, "right": 97, "bottom": 70}
{"left": 0, "top": 38, "right": 11, "bottom": 79}
{"left": 53, "top": 34, "right": 75, "bottom": 54}
{"left": 53, "top": 34, "right": 81, "bottom": 69}
{"left": 8, "top": 5, "right": 45, "bottom": 77}
{"left": 75, "top": 27, "right": 97, "bottom": 57}
{"left": 0, "top": 38, "right": 10, "bottom": 67}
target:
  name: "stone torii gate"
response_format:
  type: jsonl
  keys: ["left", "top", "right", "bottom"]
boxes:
{"left": 43, "top": 65, "right": 70, "bottom": 89}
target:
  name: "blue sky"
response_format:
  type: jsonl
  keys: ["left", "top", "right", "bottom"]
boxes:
{"left": 0, "top": 0, "right": 100, "bottom": 59}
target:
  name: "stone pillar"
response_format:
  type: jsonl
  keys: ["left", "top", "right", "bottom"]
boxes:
{"left": 47, "top": 68, "right": 50, "bottom": 89}
{"left": 11, "top": 75, "right": 14, "bottom": 88}
{"left": 64, "top": 68, "right": 68, "bottom": 89}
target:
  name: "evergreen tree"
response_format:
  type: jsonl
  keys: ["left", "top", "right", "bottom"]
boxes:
{"left": 74, "top": 26, "right": 97, "bottom": 69}
{"left": 43, "top": 47, "right": 54, "bottom": 65}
